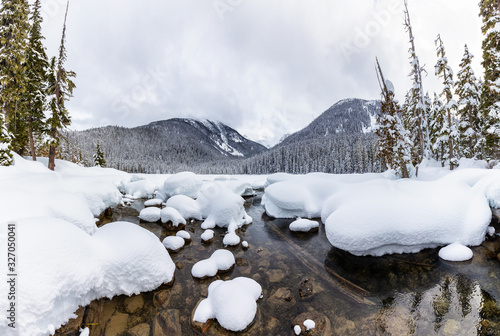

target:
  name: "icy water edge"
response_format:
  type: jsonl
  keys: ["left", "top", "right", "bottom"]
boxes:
{"left": 56, "top": 194, "right": 500, "bottom": 336}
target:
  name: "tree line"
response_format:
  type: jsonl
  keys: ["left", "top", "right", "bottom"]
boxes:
{"left": 0, "top": 0, "right": 75, "bottom": 169}
{"left": 375, "top": 0, "right": 500, "bottom": 177}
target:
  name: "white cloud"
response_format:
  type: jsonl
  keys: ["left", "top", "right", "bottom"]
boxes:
{"left": 40, "top": 0, "right": 483, "bottom": 146}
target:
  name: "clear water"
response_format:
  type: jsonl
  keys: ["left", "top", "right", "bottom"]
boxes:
{"left": 86, "top": 193, "right": 500, "bottom": 335}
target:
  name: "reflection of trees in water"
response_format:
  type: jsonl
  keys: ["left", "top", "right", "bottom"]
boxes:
{"left": 375, "top": 274, "right": 492, "bottom": 335}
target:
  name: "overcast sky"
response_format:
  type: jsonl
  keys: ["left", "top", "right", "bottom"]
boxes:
{"left": 40, "top": 0, "right": 483, "bottom": 147}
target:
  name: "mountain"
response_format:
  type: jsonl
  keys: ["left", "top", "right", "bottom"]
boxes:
{"left": 280, "top": 98, "right": 381, "bottom": 146}
{"left": 62, "top": 118, "right": 266, "bottom": 173}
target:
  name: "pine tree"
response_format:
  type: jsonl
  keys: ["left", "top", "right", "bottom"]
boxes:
{"left": 479, "top": 0, "right": 500, "bottom": 159}
{"left": 46, "top": 2, "right": 76, "bottom": 171}
{"left": 93, "top": 140, "right": 106, "bottom": 167}
{"left": 403, "top": 1, "right": 429, "bottom": 168}
{"left": 25, "top": 0, "right": 49, "bottom": 161}
{"left": 0, "top": 0, "right": 30, "bottom": 154}
{"left": 455, "top": 44, "right": 483, "bottom": 159}
{"left": 375, "top": 58, "right": 412, "bottom": 178}
{"left": 0, "top": 111, "right": 13, "bottom": 165}
{"left": 428, "top": 93, "right": 446, "bottom": 164}
{"left": 435, "top": 35, "right": 459, "bottom": 169}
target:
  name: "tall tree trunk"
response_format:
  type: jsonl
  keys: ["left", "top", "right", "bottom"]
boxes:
{"left": 48, "top": 128, "right": 56, "bottom": 170}
{"left": 448, "top": 110, "right": 454, "bottom": 170}
{"left": 28, "top": 125, "right": 36, "bottom": 161}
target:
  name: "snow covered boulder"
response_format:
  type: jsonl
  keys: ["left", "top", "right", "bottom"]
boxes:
{"left": 139, "top": 207, "right": 161, "bottom": 223}
{"left": 325, "top": 178, "right": 492, "bottom": 256}
{"left": 439, "top": 242, "right": 473, "bottom": 262}
{"left": 176, "top": 230, "right": 192, "bottom": 243}
{"left": 289, "top": 218, "right": 319, "bottom": 233}
{"left": 201, "top": 229, "right": 215, "bottom": 244}
{"left": 160, "top": 207, "right": 187, "bottom": 230}
{"left": 191, "top": 249, "right": 235, "bottom": 279}
{"left": 0, "top": 218, "right": 175, "bottom": 336}
{"left": 144, "top": 198, "right": 163, "bottom": 207}
{"left": 197, "top": 185, "right": 252, "bottom": 246}
{"left": 160, "top": 172, "right": 203, "bottom": 199}
{"left": 162, "top": 236, "right": 185, "bottom": 253}
{"left": 193, "top": 277, "right": 262, "bottom": 332}
{"left": 166, "top": 195, "right": 202, "bottom": 220}
{"left": 123, "top": 179, "right": 156, "bottom": 199}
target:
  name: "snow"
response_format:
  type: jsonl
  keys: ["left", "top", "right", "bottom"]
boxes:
{"left": 144, "top": 198, "right": 163, "bottom": 207}
{"left": 176, "top": 230, "right": 191, "bottom": 241}
{"left": 79, "top": 328, "right": 90, "bottom": 336}
{"left": 289, "top": 218, "right": 319, "bottom": 232}
{"left": 304, "top": 319, "right": 316, "bottom": 330}
{"left": 123, "top": 179, "right": 156, "bottom": 199}
{"left": 162, "top": 236, "right": 185, "bottom": 252}
{"left": 191, "top": 249, "right": 235, "bottom": 278}
{"left": 439, "top": 242, "right": 473, "bottom": 262}
{"left": 242, "top": 241, "right": 249, "bottom": 248}
{"left": 166, "top": 195, "right": 202, "bottom": 220}
{"left": 294, "top": 325, "right": 302, "bottom": 335}
{"left": 159, "top": 171, "right": 203, "bottom": 199}
{"left": 0, "top": 218, "right": 174, "bottom": 336}
{"left": 201, "top": 229, "right": 215, "bottom": 242}
{"left": 193, "top": 277, "right": 262, "bottom": 332}
{"left": 139, "top": 207, "right": 161, "bottom": 222}
{"left": 160, "top": 207, "right": 186, "bottom": 227}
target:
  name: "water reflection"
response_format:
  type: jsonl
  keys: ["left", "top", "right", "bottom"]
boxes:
{"left": 76, "top": 194, "right": 500, "bottom": 335}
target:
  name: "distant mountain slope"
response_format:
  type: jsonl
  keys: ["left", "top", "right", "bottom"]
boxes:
{"left": 280, "top": 98, "right": 381, "bottom": 146}
{"left": 63, "top": 118, "right": 266, "bottom": 173}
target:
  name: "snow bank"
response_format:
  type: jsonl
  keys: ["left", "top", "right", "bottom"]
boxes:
{"left": 0, "top": 218, "right": 175, "bottom": 336}
{"left": 159, "top": 172, "right": 203, "bottom": 199}
{"left": 193, "top": 277, "right": 262, "bottom": 332}
{"left": 166, "top": 195, "right": 202, "bottom": 220}
{"left": 123, "top": 179, "right": 156, "bottom": 199}
{"left": 191, "top": 249, "right": 235, "bottom": 278}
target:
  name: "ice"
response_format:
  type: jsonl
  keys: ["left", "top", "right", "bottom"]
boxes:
{"left": 160, "top": 207, "right": 186, "bottom": 227}
{"left": 139, "top": 207, "right": 161, "bottom": 222}
{"left": 289, "top": 218, "right": 319, "bottom": 232}
{"left": 439, "top": 242, "right": 474, "bottom": 261}
{"left": 162, "top": 236, "right": 185, "bottom": 252}
{"left": 0, "top": 218, "right": 174, "bottom": 336}
{"left": 166, "top": 195, "right": 202, "bottom": 220}
{"left": 159, "top": 171, "right": 203, "bottom": 199}
{"left": 193, "top": 277, "right": 262, "bottom": 332}
{"left": 123, "top": 179, "right": 156, "bottom": 199}
{"left": 191, "top": 249, "right": 235, "bottom": 278}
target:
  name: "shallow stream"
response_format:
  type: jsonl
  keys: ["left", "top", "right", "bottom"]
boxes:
{"left": 62, "top": 193, "right": 500, "bottom": 335}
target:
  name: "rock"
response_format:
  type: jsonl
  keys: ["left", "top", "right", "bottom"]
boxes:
{"left": 235, "top": 257, "right": 249, "bottom": 267}
{"left": 162, "top": 221, "right": 186, "bottom": 231}
{"left": 153, "top": 290, "right": 170, "bottom": 309}
{"left": 268, "top": 269, "right": 285, "bottom": 283}
{"left": 152, "top": 309, "right": 182, "bottom": 336}
{"left": 84, "top": 299, "right": 116, "bottom": 336}
{"left": 269, "top": 287, "right": 294, "bottom": 304}
{"left": 104, "top": 312, "right": 129, "bottom": 336}
{"left": 441, "top": 319, "right": 461, "bottom": 336}
{"left": 54, "top": 306, "right": 84, "bottom": 335}
{"left": 127, "top": 323, "right": 150, "bottom": 336}
{"left": 191, "top": 298, "right": 212, "bottom": 333}
{"left": 124, "top": 295, "right": 144, "bottom": 314}
{"left": 291, "top": 311, "right": 331, "bottom": 336}
{"left": 299, "top": 278, "right": 314, "bottom": 299}
{"left": 175, "top": 261, "right": 184, "bottom": 270}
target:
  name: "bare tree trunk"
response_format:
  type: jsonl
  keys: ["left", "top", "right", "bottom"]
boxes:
{"left": 48, "top": 128, "right": 56, "bottom": 170}
{"left": 448, "top": 110, "right": 454, "bottom": 170}
{"left": 28, "top": 126, "right": 36, "bottom": 161}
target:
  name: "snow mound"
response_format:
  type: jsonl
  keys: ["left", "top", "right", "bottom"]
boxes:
{"left": 144, "top": 199, "right": 163, "bottom": 207}
{"left": 160, "top": 172, "right": 203, "bottom": 199}
{"left": 304, "top": 319, "right": 316, "bottom": 330}
{"left": 166, "top": 195, "right": 202, "bottom": 220}
{"left": 162, "top": 236, "right": 185, "bottom": 252}
{"left": 123, "top": 179, "right": 156, "bottom": 199}
{"left": 0, "top": 218, "right": 175, "bottom": 336}
{"left": 139, "top": 207, "right": 161, "bottom": 222}
{"left": 160, "top": 207, "right": 186, "bottom": 227}
{"left": 201, "top": 229, "right": 215, "bottom": 242}
{"left": 289, "top": 218, "right": 319, "bottom": 232}
{"left": 191, "top": 249, "right": 235, "bottom": 278}
{"left": 438, "top": 242, "right": 473, "bottom": 261}
{"left": 176, "top": 230, "right": 191, "bottom": 241}
{"left": 193, "top": 277, "right": 262, "bottom": 332}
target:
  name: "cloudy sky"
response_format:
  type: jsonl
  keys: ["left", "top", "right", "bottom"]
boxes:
{"left": 40, "top": 0, "right": 483, "bottom": 147}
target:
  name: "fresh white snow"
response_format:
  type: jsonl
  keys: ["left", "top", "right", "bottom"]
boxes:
{"left": 191, "top": 249, "right": 235, "bottom": 278}
{"left": 144, "top": 198, "right": 163, "bottom": 207}
{"left": 123, "top": 179, "right": 156, "bottom": 199}
{"left": 166, "top": 195, "right": 202, "bottom": 220}
{"left": 201, "top": 229, "right": 215, "bottom": 242}
{"left": 439, "top": 242, "right": 474, "bottom": 261}
{"left": 176, "top": 230, "right": 192, "bottom": 241}
{"left": 162, "top": 236, "right": 186, "bottom": 252}
{"left": 160, "top": 207, "right": 187, "bottom": 227}
{"left": 289, "top": 218, "right": 319, "bottom": 232}
{"left": 304, "top": 319, "right": 316, "bottom": 330}
{"left": 159, "top": 171, "right": 203, "bottom": 199}
{"left": 138, "top": 207, "right": 161, "bottom": 222}
{"left": 193, "top": 277, "right": 262, "bottom": 332}
{"left": 294, "top": 325, "right": 301, "bottom": 335}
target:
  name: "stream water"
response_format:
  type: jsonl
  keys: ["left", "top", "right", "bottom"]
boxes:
{"left": 72, "top": 193, "right": 500, "bottom": 336}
